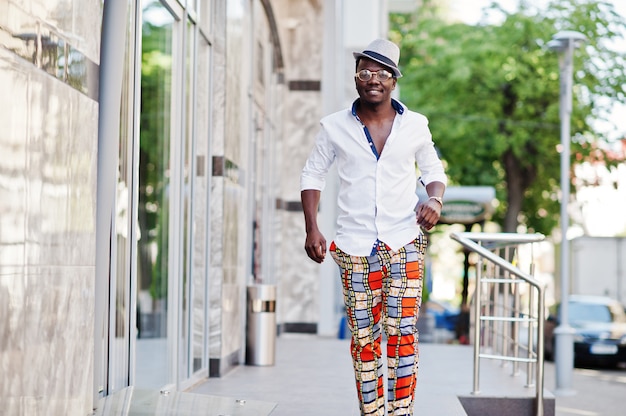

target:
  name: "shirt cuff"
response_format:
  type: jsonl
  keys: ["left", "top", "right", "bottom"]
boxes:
{"left": 300, "top": 174, "right": 326, "bottom": 191}
{"left": 420, "top": 173, "right": 448, "bottom": 187}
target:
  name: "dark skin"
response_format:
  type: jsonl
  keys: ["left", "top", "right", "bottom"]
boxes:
{"left": 302, "top": 57, "right": 445, "bottom": 263}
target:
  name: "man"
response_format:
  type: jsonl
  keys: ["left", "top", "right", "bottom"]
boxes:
{"left": 300, "top": 38, "right": 447, "bottom": 416}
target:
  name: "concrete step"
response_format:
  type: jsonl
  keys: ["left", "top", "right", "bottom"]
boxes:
{"left": 456, "top": 357, "right": 555, "bottom": 416}
{"left": 459, "top": 393, "right": 555, "bottom": 416}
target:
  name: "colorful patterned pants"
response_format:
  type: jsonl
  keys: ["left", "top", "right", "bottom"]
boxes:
{"left": 330, "top": 237, "right": 426, "bottom": 416}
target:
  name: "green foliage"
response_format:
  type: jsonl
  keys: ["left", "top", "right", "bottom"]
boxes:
{"left": 139, "top": 6, "right": 173, "bottom": 301}
{"left": 391, "top": 0, "right": 626, "bottom": 234}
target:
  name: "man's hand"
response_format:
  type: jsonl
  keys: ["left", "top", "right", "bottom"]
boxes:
{"left": 416, "top": 198, "right": 442, "bottom": 231}
{"left": 304, "top": 229, "right": 327, "bottom": 263}
{"left": 301, "top": 189, "right": 326, "bottom": 263}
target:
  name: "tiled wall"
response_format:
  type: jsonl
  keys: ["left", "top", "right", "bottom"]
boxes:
{"left": 0, "top": 1, "right": 101, "bottom": 414}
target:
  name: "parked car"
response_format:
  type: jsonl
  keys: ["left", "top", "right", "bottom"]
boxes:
{"left": 544, "top": 295, "right": 626, "bottom": 367}
{"left": 425, "top": 299, "right": 460, "bottom": 332}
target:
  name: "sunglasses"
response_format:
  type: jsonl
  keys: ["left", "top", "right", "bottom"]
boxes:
{"left": 354, "top": 69, "right": 394, "bottom": 82}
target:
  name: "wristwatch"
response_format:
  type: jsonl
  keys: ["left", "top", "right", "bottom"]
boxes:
{"left": 428, "top": 196, "right": 443, "bottom": 207}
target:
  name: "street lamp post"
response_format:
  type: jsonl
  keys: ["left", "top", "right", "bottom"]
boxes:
{"left": 547, "top": 30, "right": 586, "bottom": 396}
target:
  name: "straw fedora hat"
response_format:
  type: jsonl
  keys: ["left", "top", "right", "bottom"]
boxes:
{"left": 353, "top": 38, "right": 402, "bottom": 78}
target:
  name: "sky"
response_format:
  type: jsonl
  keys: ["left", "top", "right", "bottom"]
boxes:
{"left": 450, "top": 0, "right": 626, "bottom": 31}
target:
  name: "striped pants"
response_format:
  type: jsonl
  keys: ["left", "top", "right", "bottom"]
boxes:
{"left": 330, "top": 237, "right": 426, "bottom": 416}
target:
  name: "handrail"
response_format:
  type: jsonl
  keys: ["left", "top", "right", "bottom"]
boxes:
{"left": 451, "top": 232, "right": 546, "bottom": 416}
{"left": 451, "top": 234, "right": 544, "bottom": 286}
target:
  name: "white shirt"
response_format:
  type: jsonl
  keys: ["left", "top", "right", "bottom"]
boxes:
{"left": 300, "top": 99, "right": 447, "bottom": 256}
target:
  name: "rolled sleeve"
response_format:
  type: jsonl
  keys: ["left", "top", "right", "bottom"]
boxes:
{"left": 300, "top": 171, "right": 326, "bottom": 191}
{"left": 415, "top": 135, "right": 447, "bottom": 187}
{"left": 419, "top": 168, "right": 448, "bottom": 187}
{"left": 300, "top": 127, "right": 336, "bottom": 191}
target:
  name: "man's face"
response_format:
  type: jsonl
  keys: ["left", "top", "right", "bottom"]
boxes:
{"left": 355, "top": 58, "right": 397, "bottom": 105}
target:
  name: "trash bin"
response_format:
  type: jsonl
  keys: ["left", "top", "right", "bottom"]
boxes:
{"left": 245, "top": 284, "right": 277, "bottom": 366}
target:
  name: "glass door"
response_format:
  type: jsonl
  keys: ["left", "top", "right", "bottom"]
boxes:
{"left": 106, "top": 10, "right": 137, "bottom": 391}
{"left": 135, "top": 0, "right": 176, "bottom": 389}
{"left": 180, "top": 12, "right": 212, "bottom": 390}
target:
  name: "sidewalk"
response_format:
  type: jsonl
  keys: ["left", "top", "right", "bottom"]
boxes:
{"left": 94, "top": 332, "right": 626, "bottom": 415}
{"left": 191, "top": 333, "right": 471, "bottom": 415}
{"left": 191, "top": 333, "right": 626, "bottom": 416}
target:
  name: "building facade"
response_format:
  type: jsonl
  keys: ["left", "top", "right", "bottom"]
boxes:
{"left": 0, "top": 0, "right": 396, "bottom": 414}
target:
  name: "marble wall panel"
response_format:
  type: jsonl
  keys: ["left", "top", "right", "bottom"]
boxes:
{"left": 0, "top": 268, "right": 24, "bottom": 387}
{"left": 280, "top": 90, "right": 325, "bottom": 202}
{"left": 0, "top": 14, "right": 97, "bottom": 268}
{"left": 224, "top": 1, "right": 246, "bottom": 167}
{"left": 273, "top": 0, "right": 324, "bottom": 81}
{"left": 208, "top": 175, "right": 246, "bottom": 363}
{"left": 208, "top": 264, "right": 224, "bottom": 358}
{"left": 0, "top": 266, "right": 95, "bottom": 416}
{"left": 342, "top": 48, "right": 361, "bottom": 107}
{"left": 207, "top": 0, "right": 228, "bottom": 365}
{"left": 209, "top": 177, "right": 224, "bottom": 358}
{"left": 271, "top": 1, "right": 327, "bottom": 329}
{"left": 0, "top": 2, "right": 36, "bottom": 49}
{"left": 210, "top": 32, "right": 226, "bottom": 157}
{"left": 221, "top": 178, "right": 245, "bottom": 358}
{"left": 192, "top": 167, "right": 208, "bottom": 368}
{"left": 69, "top": 0, "right": 103, "bottom": 62}
{"left": 0, "top": 0, "right": 98, "bottom": 411}
{"left": 17, "top": 0, "right": 102, "bottom": 63}
{"left": 278, "top": 211, "right": 320, "bottom": 324}
{"left": 0, "top": 51, "right": 28, "bottom": 266}
{"left": 25, "top": 64, "right": 97, "bottom": 267}
{"left": 210, "top": 178, "right": 225, "bottom": 272}
{"left": 222, "top": 181, "right": 241, "bottom": 287}
{"left": 269, "top": 82, "right": 286, "bottom": 291}
{"left": 0, "top": 1, "right": 100, "bottom": 100}
{"left": 221, "top": 282, "right": 243, "bottom": 356}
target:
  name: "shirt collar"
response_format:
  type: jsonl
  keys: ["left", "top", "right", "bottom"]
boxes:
{"left": 351, "top": 98, "right": 405, "bottom": 117}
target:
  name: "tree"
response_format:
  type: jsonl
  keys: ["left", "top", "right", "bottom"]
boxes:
{"left": 139, "top": 5, "right": 173, "bottom": 309}
{"left": 391, "top": 0, "right": 626, "bottom": 234}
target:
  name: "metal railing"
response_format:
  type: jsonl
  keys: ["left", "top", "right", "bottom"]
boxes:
{"left": 450, "top": 232, "right": 547, "bottom": 416}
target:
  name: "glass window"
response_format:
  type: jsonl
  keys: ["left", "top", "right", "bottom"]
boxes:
{"left": 135, "top": 0, "right": 175, "bottom": 388}
{"left": 107, "top": 1, "right": 137, "bottom": 392}
{"left": 569, "top": 302, "right": 612, "bottom": 323}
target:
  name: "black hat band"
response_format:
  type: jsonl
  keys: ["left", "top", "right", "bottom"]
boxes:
{"left": 363, "top": 50, "right": 398, "bottom": 70}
